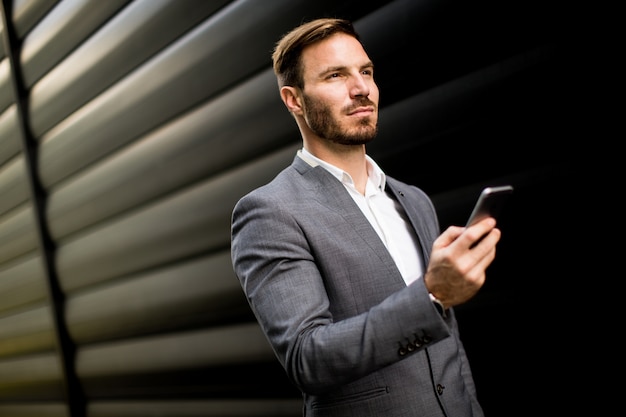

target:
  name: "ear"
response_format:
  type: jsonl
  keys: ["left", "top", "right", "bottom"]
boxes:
{"left": 280, "top": 86, "right": 304, "bottom": 116}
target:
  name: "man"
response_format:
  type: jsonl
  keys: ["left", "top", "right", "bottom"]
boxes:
{"left": 231, "top": 18, "right": 498, "bottom": 416}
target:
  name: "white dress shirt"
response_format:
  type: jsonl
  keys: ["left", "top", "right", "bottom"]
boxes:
{"left": 298, "top": 148, "right": 424, "bottom": 285}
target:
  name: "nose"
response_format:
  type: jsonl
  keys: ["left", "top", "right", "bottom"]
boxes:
{"left": 350, "top": 73, "right": 370, "bottom": 98}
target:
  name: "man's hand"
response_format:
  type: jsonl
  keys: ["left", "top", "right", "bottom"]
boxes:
{"left": 424, "top": 217, "right": 501, "bottom": 309}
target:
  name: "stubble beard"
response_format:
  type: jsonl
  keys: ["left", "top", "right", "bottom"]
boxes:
{"left": 302, "top": 94, "right": 378, "bottom": 146}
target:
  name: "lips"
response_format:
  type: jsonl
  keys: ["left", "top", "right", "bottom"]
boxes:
{"left": 348, "top": 106, "right": 375, "bottom": 116}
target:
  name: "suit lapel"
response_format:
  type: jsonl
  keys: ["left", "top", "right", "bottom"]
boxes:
{"left": 385, "top": 178, "right": 435, "bottom": 265}
{"left": 291, "top": 156, "right": 403, "bottom": 281}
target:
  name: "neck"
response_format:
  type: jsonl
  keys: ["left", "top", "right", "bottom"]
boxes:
{"left": 304, "top": 140, "right": 369, "bottom": 194}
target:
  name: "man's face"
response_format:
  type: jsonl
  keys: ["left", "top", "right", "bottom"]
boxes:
{"left": 299, "top": 33, "right": 379, "bottom": 145}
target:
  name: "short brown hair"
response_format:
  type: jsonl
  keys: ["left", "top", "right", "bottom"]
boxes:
{"left": 271, "top": 18, "right": 361, "bottom": 89}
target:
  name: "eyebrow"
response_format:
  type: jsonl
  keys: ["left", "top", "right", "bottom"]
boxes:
{"left": 320, "top": 61, "right": 374, "bottom": 76}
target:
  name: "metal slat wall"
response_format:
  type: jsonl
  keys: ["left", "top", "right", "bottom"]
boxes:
{"left": 0, "top": 0, "right": 584, "bottom": 416}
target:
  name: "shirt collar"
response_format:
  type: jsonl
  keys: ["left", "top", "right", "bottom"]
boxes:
{"left": 297, "top": 148, "right": 386, "bottom": 190}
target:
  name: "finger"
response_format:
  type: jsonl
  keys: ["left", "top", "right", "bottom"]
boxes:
{"left": 469, "top": 232, "right": 499, "bottom": 270}
{"left": 433, "top": 225, "right": 465, "bottom": 249}
{"left": 463, "top": 217, "right": 497, "bottom": 249}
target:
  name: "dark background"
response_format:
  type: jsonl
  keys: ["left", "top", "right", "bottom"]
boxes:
{"left": 0, "top": 0, "right": 597, "bottom": 415}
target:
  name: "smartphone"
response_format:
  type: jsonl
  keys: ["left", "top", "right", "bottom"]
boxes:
{"left": 465, "top": 185, "right": 513, "bottom": 227}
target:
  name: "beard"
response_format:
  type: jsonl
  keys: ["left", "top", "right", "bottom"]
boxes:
{"left": 302, "top": 93, "right": 378, "bottom": 146}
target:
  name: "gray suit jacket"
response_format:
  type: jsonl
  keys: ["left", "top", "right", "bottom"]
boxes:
{"left": 231, "top": 155, "right": 484, "bottom": 417}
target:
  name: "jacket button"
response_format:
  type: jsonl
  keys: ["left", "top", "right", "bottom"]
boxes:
{"left": 398, "top": 346, "right": 407, "bottom": 356}
{"left": 437, "top": 384, "right": 445, "bottom": 395}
